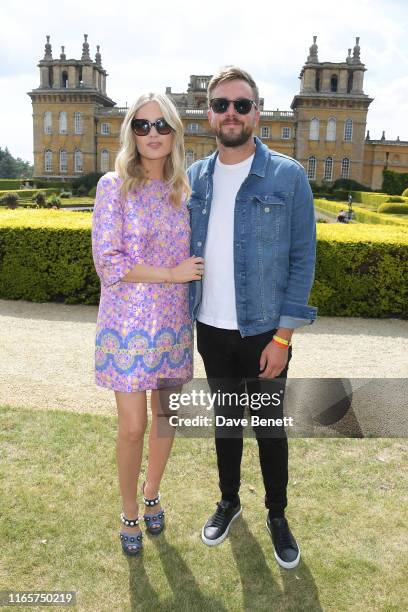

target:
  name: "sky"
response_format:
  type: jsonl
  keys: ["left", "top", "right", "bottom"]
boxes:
{"left": 1, "top": 0, "right": 407, "bottom": 164}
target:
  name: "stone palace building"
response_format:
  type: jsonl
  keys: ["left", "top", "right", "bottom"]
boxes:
{"left": 28, "top": 34, "right": 408, "bottom": 190}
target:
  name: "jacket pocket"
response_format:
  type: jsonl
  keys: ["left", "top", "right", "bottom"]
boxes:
{"left": 252, "top": 194, "right": 287, "bottom": 244}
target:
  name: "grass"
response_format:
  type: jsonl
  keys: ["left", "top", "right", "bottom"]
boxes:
{"left": 1, "top": 405, "right": 407, "bottom": 611}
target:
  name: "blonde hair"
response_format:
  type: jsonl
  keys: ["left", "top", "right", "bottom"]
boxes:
{"left": 115, "top": 93, "right": 191, "bottom": 206}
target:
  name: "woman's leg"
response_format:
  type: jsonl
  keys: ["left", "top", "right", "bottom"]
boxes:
{"left": 115, "top": 390, "right": 147, "bottom": 535}
{"left": 143, "top": 387, "right": 178, "bottom": 515}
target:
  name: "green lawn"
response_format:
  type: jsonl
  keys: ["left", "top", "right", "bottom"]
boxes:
{"left": 1, "top": 406, "right": 407, "bottom": 611}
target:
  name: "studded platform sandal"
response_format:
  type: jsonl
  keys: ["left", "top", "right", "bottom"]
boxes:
{"left": 142, "top": 482, "right": 165, "bottom": 535}
{"left": 119, "top": 512, "right": 143, "bottom": 555}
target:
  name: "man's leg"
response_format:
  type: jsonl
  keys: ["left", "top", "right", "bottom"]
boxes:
{"left": 237, "top": 330, "right": 300, "bottom": 569}
{"left": 196, "top": 321, "right": 244, "bottom": 545}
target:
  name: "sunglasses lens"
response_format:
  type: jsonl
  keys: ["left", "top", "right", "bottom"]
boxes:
{"left": 132, "top": 119, "right": 150, "bottom": 135}
{"left": 156, "top": 119, "right": 172, "bottom": 135}
{"left": 234, "top": 99, "right": 253, "bottom": 114}
{"left": 211, "top": 98, "right": 229, "bottom": 114}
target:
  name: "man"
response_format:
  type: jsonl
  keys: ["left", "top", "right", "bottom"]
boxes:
{"left": 187, "top": 67, "right": 317, "bottom": 569}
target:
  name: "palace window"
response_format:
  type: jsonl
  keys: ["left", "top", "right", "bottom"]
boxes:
{"left": 74, "top": 150, "right": 83, "bottom": 172}
{"left": 261, "top": 126, "right": 270, "bottom": 138}
{"left": 341, "top": 158, "right": 350, "bottom": 179}
{"left": 101, "top": 149, "right": 109, "bottom": 172}
{"left": 324, "top": 157, "right": 333, "bottom": 181}
{"left": 309, "top": 118, "right": 319, "bottom": 140}
{"left": 307, "top": 156, "right": 316, "bottom": 181}
{"left": 281, "top": 127, "right": 291, "bottom": 139}
{"left": 101, "top": 123, "right": 110, "bottom": 135}
{"left": 59, "top": 112, "right": 67, "bottom": 134}
{"left": 61, "top": 71, "right": 68, "bottom": 88}
{"left": 330, "top": 75, "right": 338, "bottom": 92}
{"left": 44, "top": 111, "right": 52, "bottom": 134}
{"left": 74, "top": 112, "right": 83, "bottom": 135}
{"left": 344, "top": 119, "right": 353, "bottom": 141}
{"left": 185, "top": 150, "right": 195, "bottom": 167}
{"left": 60, "top": 150, "right": 67, "bottom": 173}
{"left": 326, "top": 118, "right": 336, "bottom": 141}
{"left": 44, "top": 150, "right": 52, "bottom": 172}
{"left": 187, "top": 123, "right": 199, "bottom": 132}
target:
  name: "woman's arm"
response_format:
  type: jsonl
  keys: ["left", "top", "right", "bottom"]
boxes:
{"left": 122, "top": 257, "right": 204, "bottom": 284}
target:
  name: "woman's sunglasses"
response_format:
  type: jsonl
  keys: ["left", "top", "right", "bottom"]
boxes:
{"left": 131, "top": 117, "right": 173, "bottom": 136}
{"left": 209, "top": 98, "right": 257, "bottom": 115}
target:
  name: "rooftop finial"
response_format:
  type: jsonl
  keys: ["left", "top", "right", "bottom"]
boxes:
{"left": 351, "top": 36, "right": 361, "bottom": 63}
{"left": 81, "top": 33, "right": 91, "bottom": 61}
{"left": 43, "top": 35, "right": 53, "bottom": 61}
{"left": 60, "top": 45, "right": 66, "bottom": 60}
{"left": 381, "top": 130, "right": 385, "bottom": 141}
{"left": 306, "top": 35, "right": 318, "bottom": 64}
{"left": 346, "top": 48, "right": 352, "bottom": 64}
{"left": 95, "top": 44, "right": 102, "bottom": 66}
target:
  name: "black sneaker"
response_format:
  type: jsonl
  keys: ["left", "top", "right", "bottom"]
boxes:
{"left": 266, "top": 515, "right": 300, "bottom": 569}
{"left": 201, "top": 499, "right": 242, "bottom": 546}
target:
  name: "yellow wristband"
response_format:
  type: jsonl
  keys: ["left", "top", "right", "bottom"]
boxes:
{"left": 273, "top": 335, "right": 291, "bottom": 346}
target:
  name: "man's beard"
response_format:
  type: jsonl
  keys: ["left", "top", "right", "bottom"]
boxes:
{"left": 216, "top": 121, "right": 252, "bottom": 147}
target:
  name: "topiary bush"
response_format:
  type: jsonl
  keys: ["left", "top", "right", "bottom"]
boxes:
{"left": 382, "top": 169, "right": 408, "bottom": 195}
{"left": 0, "top": 192, "right": 19, "bottom": 208}
{"left": 378, "top": 203, "right": 408, "bottom": 215}
{"left": 77, "top": 185, "right": 88, "bottom": 197}
{"left": 88, "top": 186, "right": 97, "bottom": 198}
{"left": 46, "top": 194, "right": 61, "bottom": 208}
{"left": 332, "top": 178, "right": 372, "bottom": 192}
{"left": 34, "top": 192, "right": 47, "bottom": 207}
{"left": 60, "top": 191, "right": 72, "bottom": 198}
{"left": 402, "top": 187, "right": 408, "bottom": 197}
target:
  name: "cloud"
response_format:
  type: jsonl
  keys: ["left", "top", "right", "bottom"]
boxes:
{"left": 1, "top": 0, "right": 407, "bottom": 161}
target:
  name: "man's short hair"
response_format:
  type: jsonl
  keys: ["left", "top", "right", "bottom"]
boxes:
{"left": 208, "top": 66, "right": 260, "bottom": 106}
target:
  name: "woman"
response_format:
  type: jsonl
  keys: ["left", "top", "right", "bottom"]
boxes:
{"left": 91, "top": 93, "right": 204, "bottom": 556}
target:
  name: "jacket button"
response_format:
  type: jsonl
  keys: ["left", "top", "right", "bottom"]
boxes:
{"left": 202, "top": 209, "right": 207, "bottom": 214}
{"left": 264, "top": 207, "right": 270, "bottom": 212}
{"left": 197, "top": 241, "right": 202, "bottom": 247}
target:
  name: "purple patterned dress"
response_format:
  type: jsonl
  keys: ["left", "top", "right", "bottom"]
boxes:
{"left": 91, "top": 172, "right": 193, "bottom": 392}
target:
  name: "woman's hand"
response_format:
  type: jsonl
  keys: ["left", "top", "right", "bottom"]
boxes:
{"left": 170, "top": 256, "right": 205, "bottom": 283}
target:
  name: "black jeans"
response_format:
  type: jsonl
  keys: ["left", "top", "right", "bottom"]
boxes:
{"left": 196, "top": 321, "right": 292, "bottom": 517}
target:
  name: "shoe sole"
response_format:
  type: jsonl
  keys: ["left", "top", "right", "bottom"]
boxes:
{"left": 201, "top": 506, "right": 243, "bottom": 546}
{"left": 266, "top": 520, "right": 301, "bottom": 570}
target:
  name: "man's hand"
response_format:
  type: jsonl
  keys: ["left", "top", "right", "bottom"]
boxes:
{"left": 259, "top": 340, "right": 289, "bottom": 378}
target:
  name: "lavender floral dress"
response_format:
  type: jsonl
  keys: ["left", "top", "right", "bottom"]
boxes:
{"left": 91, "top": 172, "right": 193, "bottom": 392}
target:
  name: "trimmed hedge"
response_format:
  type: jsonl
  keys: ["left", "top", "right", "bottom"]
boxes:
{"left": 378, "top": 203, "right": 408, "bottom": 215}
{"left": 0, "top": 188, "right": 56, "bottom": 201}
{"left": 0, "top": 179, "right": 26, "bottom": 190}
{"left": 347, "top": 191, "right": 393, "bottom": 207}
{"left": 310, "top": 224, "right": 408, "bottom": 317}
{"left": 0, "top": 210, "right": 407, "bottom": 317}
{"left": 314, "top": 198, "right": 408, "bottom": 227}
{"left": 403, "top": 188, "right": 408, "bottom": 198}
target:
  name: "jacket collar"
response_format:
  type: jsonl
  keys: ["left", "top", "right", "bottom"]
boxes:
{"left": 198, "top": 136, "right": 269, "bottom": 179}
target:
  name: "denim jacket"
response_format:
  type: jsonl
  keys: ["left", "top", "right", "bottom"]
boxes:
{"left": 187, "top": 136, "right": 317, "bottom": 337}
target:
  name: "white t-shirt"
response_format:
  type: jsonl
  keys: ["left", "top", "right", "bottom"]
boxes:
{"left": 197, "top": 153, "right": 254, "bottom": 329}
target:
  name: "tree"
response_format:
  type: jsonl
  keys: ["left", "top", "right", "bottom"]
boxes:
{"left": 0, "top": 147, "right": 33, "bottom": 178}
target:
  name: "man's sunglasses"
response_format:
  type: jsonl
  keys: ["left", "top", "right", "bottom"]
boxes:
{"left": 209, "top": 98, "right": 258, "bottom": 115}
{"left": 131, "top": 117, "right": 173, "bottom": 136}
